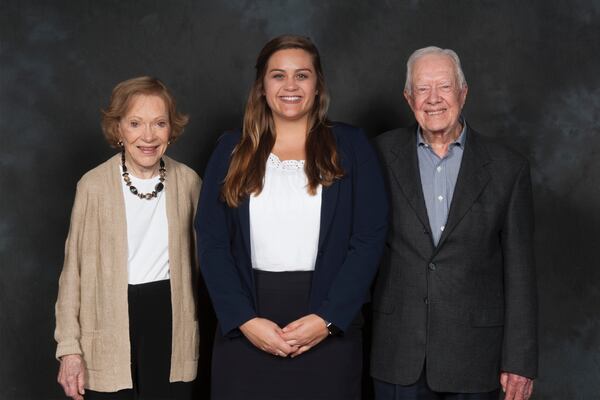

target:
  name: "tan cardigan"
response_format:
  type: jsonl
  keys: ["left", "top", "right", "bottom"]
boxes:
{"left": 54, "top": 154, "right": 201, "bottom": 392}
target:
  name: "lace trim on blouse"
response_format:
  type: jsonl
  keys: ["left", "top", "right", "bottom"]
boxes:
{"left": 267, "top": 153, "right": 305, "bottom": 171}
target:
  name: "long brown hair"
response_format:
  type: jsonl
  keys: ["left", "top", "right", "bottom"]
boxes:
{"left": 221, "top": 35, "right": 344, "bottom": 207}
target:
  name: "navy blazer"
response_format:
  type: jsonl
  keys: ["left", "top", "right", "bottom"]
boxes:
{"left": 196, "top": 123, "right": 388, "bottom": 336}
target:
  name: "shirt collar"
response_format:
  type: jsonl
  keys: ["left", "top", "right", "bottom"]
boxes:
{"left": 417, "top": 117, "right": 467, "bottom": 148}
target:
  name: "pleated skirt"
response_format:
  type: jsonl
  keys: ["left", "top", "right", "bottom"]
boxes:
{"left": 211, "top": 270, "right": 363, "bottom": 400}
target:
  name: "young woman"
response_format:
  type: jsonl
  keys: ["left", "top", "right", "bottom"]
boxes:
{"left": 196, "top": 35, "right": 388, "bottom": 400}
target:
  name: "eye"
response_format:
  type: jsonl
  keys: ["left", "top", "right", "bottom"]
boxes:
{"left": 156, "top": 120, "right": 169, "bottom": 128}
{"left": 296, "top": 73, "right": 308, "bottom": 80}
{"left": 129, "top": 120, "right": 139, "bottom": 128}
{"left": 272, "top": 73, "right": 285, "bottom": 80}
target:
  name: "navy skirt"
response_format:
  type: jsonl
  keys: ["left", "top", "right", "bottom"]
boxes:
{"left": 211, "top": 270, "right": 363, "bottom": 400}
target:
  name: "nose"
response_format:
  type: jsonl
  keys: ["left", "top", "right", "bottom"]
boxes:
{"left": 427, "top": 87, "right": 441, "bottom": 103}
{"left": 284, "top": 76, "right": 298, "bottom": 91}
{"left": 141, "top": 123, "right": 154, "bottom": 141}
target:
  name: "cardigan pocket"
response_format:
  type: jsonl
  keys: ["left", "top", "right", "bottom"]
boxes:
{"left": 80, "top": 330, "right": 111, "bottom": 371}
{"left": 80, "top": 331, "right": 102, "bottom": 371}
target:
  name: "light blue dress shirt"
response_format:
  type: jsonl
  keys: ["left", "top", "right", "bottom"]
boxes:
{"left": 417, "top": 122, "right": 467, "bottom": 246}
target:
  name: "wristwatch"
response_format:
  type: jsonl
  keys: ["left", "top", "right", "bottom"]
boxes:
{"left": 325, "top": 320, "right": 341, "bottom": 336}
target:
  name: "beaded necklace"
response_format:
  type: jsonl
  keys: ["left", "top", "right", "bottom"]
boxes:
{"left": 121, "top": 150, "right": 166, "bottom": 200}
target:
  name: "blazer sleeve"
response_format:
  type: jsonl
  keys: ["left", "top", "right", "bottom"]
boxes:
{"left": 54, "top": 181, "right": 88, "bottom": 359}
{"left": 316, "top": 129, "right": 389, "bottom": 331}
{"left": 500, "top": 159, "right": 538, "bottom": 378}
{"left": 195, "top": 134, "right": 257, "bottom": 336}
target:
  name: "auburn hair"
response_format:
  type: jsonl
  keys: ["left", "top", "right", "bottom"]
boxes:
{"left": 101, "top": 76, "right": 188, "bottom": 148}
{"left": 222, "top": 35, "right": 344, "bottom": 207}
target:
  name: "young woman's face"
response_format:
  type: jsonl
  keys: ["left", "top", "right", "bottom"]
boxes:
{"left": 263, "top": 48, "right": 318, "bottom": 125}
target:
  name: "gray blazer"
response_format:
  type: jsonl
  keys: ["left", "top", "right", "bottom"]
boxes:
{"left": 370, "top": 125, "right": 537, "bottom": 393}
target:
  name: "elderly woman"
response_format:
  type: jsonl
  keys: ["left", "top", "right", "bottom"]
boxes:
{"left": 196, "top": 35, "right": 388, "bottom": 399}
{"left": 55, "top": 76, "right": 201, "bottom": 400}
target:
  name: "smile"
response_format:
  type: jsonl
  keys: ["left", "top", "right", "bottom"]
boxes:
{"left": 426, "top": 109, "right": 446, "bottom": 116}
{"left": 137, "top": 145, "right": 160, "bottom": 155}
{"left": 279, "top": 96, "right": 302, "bottom": 103}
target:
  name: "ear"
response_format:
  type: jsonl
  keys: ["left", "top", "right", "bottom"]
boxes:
{"left": 115, "top": 123, "right": 124, "bottom": 143}
{"left": 403, "top": 89, "right": 414, "bottom": 110}
{"left": 459, "top": 84, "right": 468, "bottom": 107}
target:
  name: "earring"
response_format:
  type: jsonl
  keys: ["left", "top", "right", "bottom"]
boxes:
{"left": 118, "top": 140, "right": 124, "bottom": 147}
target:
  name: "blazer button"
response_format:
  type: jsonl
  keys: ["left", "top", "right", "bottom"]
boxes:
{"left": 428, "top": 262, "right": 436, "bottom": 271}
{"left": 424, "top": 297, "right": 429, "bottom": 304}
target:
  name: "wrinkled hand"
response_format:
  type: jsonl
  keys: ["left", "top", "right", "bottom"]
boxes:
{"left": 500, "top": 372, "right": 534, "bottom": 400}
{"left": 57, "top": 354, "right": 85, "bottom": 400}
{"left": 281, "top": 314, "right": 329, "bottom": 358}
{"left": 240, "top": 317, "right": 294, "bottom": 357}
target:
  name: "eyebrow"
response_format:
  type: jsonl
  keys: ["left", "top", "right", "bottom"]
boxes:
{"left": 125, "top": 115, "right": 168, "bottom": 120}
{"left": 268, "top": 68, "right": 313, "bottom": 73}
{"left": 414, "top": 80, "right": 453, "bottom": 86}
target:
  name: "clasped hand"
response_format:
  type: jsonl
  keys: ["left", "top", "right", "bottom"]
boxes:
{"left": 240, "top": 314, "right": 329, "bottom": 358}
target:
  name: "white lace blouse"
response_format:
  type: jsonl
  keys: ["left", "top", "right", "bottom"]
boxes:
{"left": 249, "top": 153, "right": 322, "bottom": 272}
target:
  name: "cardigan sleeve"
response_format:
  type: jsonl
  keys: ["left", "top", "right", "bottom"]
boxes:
{"left": 195, "top": 134, "right": 257, "bottom": 336}
{"left": 315, "top": 128, "right": 389, "bottom": 331}
{"left": 54, "top": 180, "right": 88, "bottom": 359}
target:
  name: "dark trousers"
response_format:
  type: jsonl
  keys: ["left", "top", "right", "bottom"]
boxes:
{"left": 373, "top": 367, "right": 500, "bottom": 400}
{"left": 85, "top": 279, "right": 192, "bottom": 400}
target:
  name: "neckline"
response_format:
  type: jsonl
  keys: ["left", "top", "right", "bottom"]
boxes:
{"left": 119, "top": 164, "right": 161, "bottom": 182}
{"left": 268, "top": 153, "right": 305, "bottom": 171}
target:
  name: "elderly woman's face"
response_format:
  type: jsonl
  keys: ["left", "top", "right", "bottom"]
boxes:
{"left": 118, "top": 94, "right": 170, "bottom": 178}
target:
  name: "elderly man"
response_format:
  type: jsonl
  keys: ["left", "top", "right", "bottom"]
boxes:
{"left": 370, "top": 46, "right": 537, "bottom": 400}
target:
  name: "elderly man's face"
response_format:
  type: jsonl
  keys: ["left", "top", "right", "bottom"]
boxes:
{"left": 404, "top": 54, "right": 467, "bottom": 138}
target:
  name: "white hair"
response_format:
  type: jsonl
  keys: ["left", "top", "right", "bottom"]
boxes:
{"left": 404, "top": 46, "right": 467, "bottom": 94}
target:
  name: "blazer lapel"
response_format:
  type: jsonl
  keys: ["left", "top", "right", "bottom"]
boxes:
{"left": 239, "top": 196, "right": 252, "bottom": 258}
{"left": 318, "top": 180, "right": 340, "bottom": 250}
{"left": 388, "top": 132, "right": 431, "bottom": 232}
{"left": 435, "top": 129, "right": 491, "bottom": 251}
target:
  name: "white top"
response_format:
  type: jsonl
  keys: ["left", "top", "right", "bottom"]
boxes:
{"left": 249, "top": 154, "right": 322, "bottom": 272}
{"left": 120, "top": 165, "right": 170, "bottom": 284}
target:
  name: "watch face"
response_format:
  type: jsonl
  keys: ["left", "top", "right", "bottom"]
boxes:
{"left": 328, "top": 324, "right": 341, "bottom": 336}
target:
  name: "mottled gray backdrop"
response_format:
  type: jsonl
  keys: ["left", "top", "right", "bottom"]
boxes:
{"left": 1, "top": 1, "right": 599, "bottom": 399}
